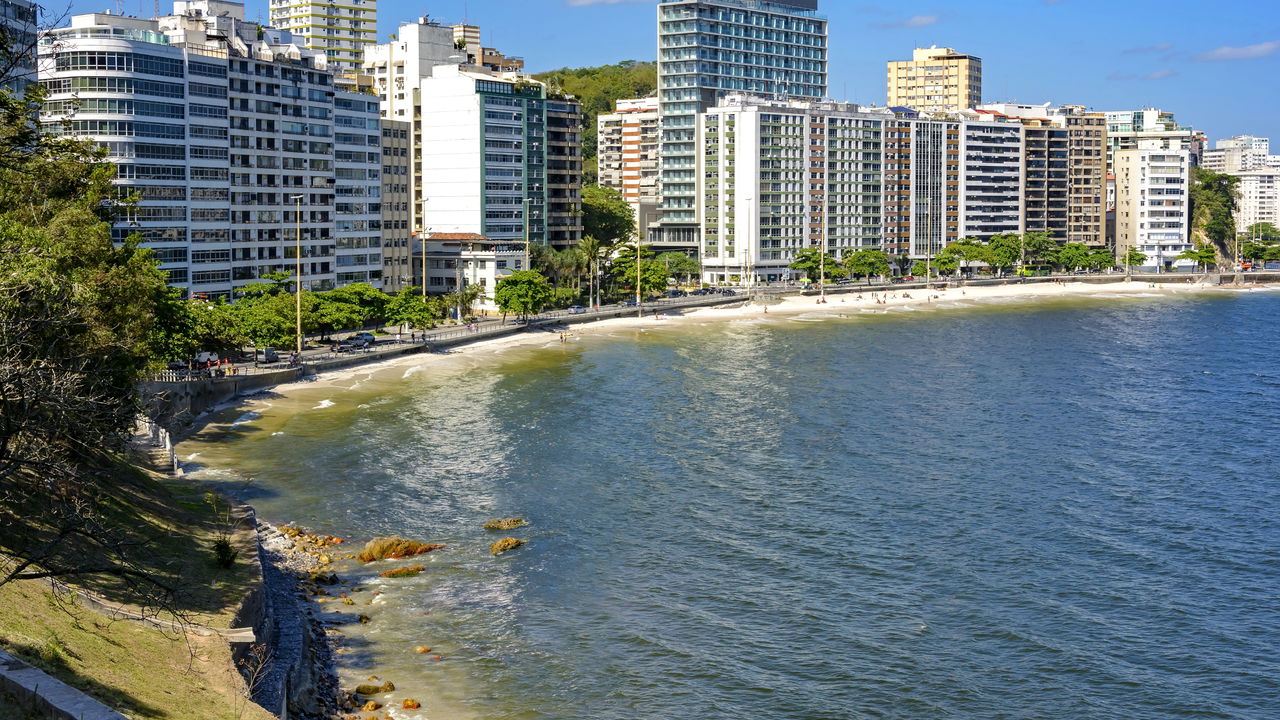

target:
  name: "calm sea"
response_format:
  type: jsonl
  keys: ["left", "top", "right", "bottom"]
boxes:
{"left": 184, "top": 289, "right": 1280, "bottom": 719}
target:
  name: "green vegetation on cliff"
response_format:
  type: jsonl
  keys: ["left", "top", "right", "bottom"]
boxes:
{"left": 534, "top": 61, "right": 657, "bottom": 182}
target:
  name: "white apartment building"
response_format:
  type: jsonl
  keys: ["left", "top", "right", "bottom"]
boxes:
{"left": 654, "top": 0, "right": 827, "bottom": 251}
{"left": 597, "top": 96, "right": 660, "bottom": 236}
{"left": 1234, "top": 170, "right": 1279, "bottom": 235}
{"left": 268, "top": 0, "right": 375, "bottom": 75}
{"left": 698, "top": 95, "right": 888, "bottom": 284}
{"left": 39, "top": 1, "right": 381, "bottom": 299}
{"left": 1113, "top": 138, "right": 1192, "bottom": 271}
{"left": 1202, "top": 135, "right": 1280, "bottom": 174}
{"left": 418, "top": 64, "right": 550, "bottom": 257}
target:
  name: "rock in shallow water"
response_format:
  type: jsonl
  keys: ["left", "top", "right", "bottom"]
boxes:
{"left": 483, "top": 517, "right": 529, "bottom": 530}
{"left": 490, "top": 537, "right": 526, "bottom": 556}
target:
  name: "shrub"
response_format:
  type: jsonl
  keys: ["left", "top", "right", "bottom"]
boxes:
{"left": 212, "top": 537, "right": 238, "bottom": 569}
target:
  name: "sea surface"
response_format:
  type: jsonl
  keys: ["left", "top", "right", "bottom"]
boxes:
{"left": 183, "top": 289, "right": 1280, "bottom": 720}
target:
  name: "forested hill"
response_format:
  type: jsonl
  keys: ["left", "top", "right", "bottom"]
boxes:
{"left": 533, "top": 60, "right": 657, "bottom": 182}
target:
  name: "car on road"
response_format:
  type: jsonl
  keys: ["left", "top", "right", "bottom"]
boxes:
{"left": 718, "top": 288, "right": 736, "bottom": 296}
{"left": 254, "top": 347, "right": 280, "bottom": 364}
{"left": 666, "top": 289, "right": 688, "bottom": 298}
{"left": 568, "top": 305, "right": 586, "bottom": 314}
{"left": 351, "top": 332, "right": 376, "bottom": 346}
{"left": 622, "top": 298, "right": 639, "bottom": 307}
{"left": 835, "top": 278, "right": 854, "bottom": 285}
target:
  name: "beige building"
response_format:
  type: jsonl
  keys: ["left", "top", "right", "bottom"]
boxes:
{"left": 1113, "top": 138, "right": 1192, "bottom": 271}
{"left": 887, "top": 46, "right": 982, "bottom": 113}
{"left": 597, "top": 97, "right": 660, "bottom": 236}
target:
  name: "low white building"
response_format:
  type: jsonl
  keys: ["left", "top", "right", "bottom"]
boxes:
{"left": 1113, "top": 138, "right": 1193, "bottom": 271}
{"left": 415, "top": 232, "right": 521, "bottom": 316}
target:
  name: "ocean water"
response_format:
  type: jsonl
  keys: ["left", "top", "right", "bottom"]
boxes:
{"left": 183, "top": 290, "right": 1280, "bottom": 719}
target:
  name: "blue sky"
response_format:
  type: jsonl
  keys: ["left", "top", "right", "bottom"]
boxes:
{"left": 66, "top": 0, "right": 1280, "bottom": 142}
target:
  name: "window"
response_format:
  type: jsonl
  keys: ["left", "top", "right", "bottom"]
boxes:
{"left": 55, "top": 51, "right": 184, "bottom": 78}
{"left": 188, "top": 60, "right": 227, "bottom": 78}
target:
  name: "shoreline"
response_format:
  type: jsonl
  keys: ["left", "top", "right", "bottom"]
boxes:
{"left": 175, "top": 277, "right": 1276, "bottom": 719}
{"left": 246, "top": 278, "right": 1271, "bottom": 399}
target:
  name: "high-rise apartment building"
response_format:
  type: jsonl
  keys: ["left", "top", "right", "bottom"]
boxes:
{"left": 364, "top": 18, "right": 531, "bottom": 241}
{"left": 546, "top": 97, "right": 584, "bottom": 248}
{"left": 697, "top": 95, "right": 886, "bottom": 283}
{"left": 452, "top": 23, "right": 524, "bottom": 72}
{"left": 1, "top": 0, "right": 37, "bottom": 94}
{"left": 887, "top": 46, "right": 982, "bottom": 114}
{"left": 976, "top": 103, "right": 1108, "bottom": 248}
{"left": 654, "top": 0, "right": 827, "bottom": 250}
{"left": 39, "top": 1, "right": 381, "bottom": 299}
{"left": 1113, "top": 138, "right": 1192, "bottom": 271}
{"left": 418, "top": 64, "right": 552, "bottom": 257}
{"left": 597, "top": 97, "right": 661, "bottom": 235}
{"left": 332, "top": 82, "right": 383, "bottom": 287}
{"left": 268, "top": 0, "right": 376, "bottom": 75}
{"left": 882, "top": 113, "right": 961, "bottom": 259}
{"left": 380, "top": 119, "right": 413, "bottom": 292}
{"left": 1234, "top": 170, "right": 1278, "bottom": 235}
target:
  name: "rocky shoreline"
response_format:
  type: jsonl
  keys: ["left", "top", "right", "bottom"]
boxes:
{"left": 252, "top": 520, "right": 346, "bottom": 718}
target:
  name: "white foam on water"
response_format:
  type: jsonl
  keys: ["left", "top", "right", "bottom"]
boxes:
{"left": 271, "top": 432, "right": 285, "bottom": 436}
{"left": 312, "top": 399, "right": 335, "bottom": 410}
{"left": 229, "top": 411, "right": 259, "bottom": 428}
{"left": 184, "top": 452, "right": 201, "bottom": 461}
{"left": 402, "top": 366, "right": 425, "bottom": 379}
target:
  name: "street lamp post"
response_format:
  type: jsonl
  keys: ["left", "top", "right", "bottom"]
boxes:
{"left": 290, "top": 194, "right": 304, "bottom": 355}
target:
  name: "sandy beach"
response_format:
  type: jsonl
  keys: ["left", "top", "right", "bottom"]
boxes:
{"left": 252, "top": 277, "right": 1271, "bottom": 398}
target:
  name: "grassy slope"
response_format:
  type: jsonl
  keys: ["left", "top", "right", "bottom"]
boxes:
{"left": 0, "top": 459, "right": 274, "bottom": 720}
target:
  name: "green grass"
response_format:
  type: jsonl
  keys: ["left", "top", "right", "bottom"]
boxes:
{"left": 0, "top": 457, "right": 273, "bottom": 719}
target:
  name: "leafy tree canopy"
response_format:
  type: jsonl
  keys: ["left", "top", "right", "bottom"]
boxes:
{"left": 533, "top": 61, "right": 656, "bottom": 181}
{"left": 494, "top": 270, "right": 553, "bottom": 320}
{"left": 583, "top": 185, "right": 636, "bottom": 243}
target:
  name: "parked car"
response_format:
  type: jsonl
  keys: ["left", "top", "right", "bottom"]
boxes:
{"left": 568, "top": 305, "right": 586, "bottom": 314}
{"left": 352, "top": 332, "right": 376, "bottom": 346}
{"left": 719, "top": 288, "right": 737, "bottom": 296}
{"left": 622, "top": 298, "right": 639, "bottom": 307}
{"left": 835, "top": 278, "right": 854, "bottom": 285}
{"left": 254, "top": 347, "right": 280, "bottom": 364}
{"left": 666, "top": 289, "right": 688, "bottom": 298}
{"left": 194, "top": 351, "right": 218, "bottom": 364}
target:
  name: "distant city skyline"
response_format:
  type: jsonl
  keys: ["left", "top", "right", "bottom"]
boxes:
{"left": 58, "top": 0, "right": 1280, "bottom": 142}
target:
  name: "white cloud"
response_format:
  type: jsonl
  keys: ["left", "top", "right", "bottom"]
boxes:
{"left": 1122, "top": 42, "right": 1174, "bottom": 55}
{"left": 1193, "top": 40, "right": 1280, "bottom": 61}
{"left": 874, "top": 14, "right": 939, "bottom": 29}
{"left": 1144, "top": 68, "right": 1176, "bottom": 80}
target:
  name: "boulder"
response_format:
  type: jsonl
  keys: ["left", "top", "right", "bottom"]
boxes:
{"left": 489, "top": 537, "right": 526, "bottom": 556}
{"left": 403, "top": 698, "right": 421, "bottom": 709}
{"left": 378, "top": 564, "right": 426, "bottom": 579}
{"left": 482, "top": 517, "right": 529, "bottom": 531}
{"left": 357, "top": 536, "right": 446, "bottom": 562}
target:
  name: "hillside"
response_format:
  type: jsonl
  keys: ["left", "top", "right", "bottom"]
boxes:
{"left": 534, "top": 60, "right": 657, "bottom": 182}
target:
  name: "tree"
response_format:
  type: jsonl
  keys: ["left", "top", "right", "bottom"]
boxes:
{"left": 234, "top": 291, "right": 319, "bottom": 348}
{"left": 987, "top": 233, "right": 1021, "bottom": 276}
{"left": 788, "top": 247, "right": 839, "bottom": 282}
{"left": 1245, "top": 222, "right": 1280, "bottom": 241}
{"left": 446, "top": 283, "right": 486, "bottom": 321}
{"left": 1190, "top": 167, "right": 1238, "bottom": 259}
{"left": 932, "top": 246, "right": 961, "bottom": 276}
{"left": 1087, "top": 249, "right": 1116, "bottom": 272}
{"left": 1120, "top": 248, "right": 1148, "bottom": 275}
{"left": 843, "top": 248, "right": 891, "bottom": 284}
{"left": 1241, "top": 240, "right": 1271, "bottom": 261}
{"left": 608, "top": 243, "right": 666, "bottom": 298}
{"left": 387, "top": 288, "right": 443, "bottom": 330}
{"left": 1056, "top": 242, "right": 1091, "bottom": 272}
{"left": 493, "top": 270, "right": 553, "bottom": 321}
{"left": 0, "top": 76, "right": 181, "bottom": 605}
{"left": 150, "top": 294, "right": 246, "bottom": 362}
{"left": 1177, "top": 243, "right": 1218, "bottom": 273}
{"left": 656, "top": 251, "right": 700, "bottom": 284}
{"left": 1022, "top": 231, "right": 1057, "bottom": 270}
{"left": 582, "top": 185, "right": 636, "bottom": 243}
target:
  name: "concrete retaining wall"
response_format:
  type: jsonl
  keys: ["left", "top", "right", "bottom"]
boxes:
{"left": 0, "top": 648, "right": 128, "bottom": 720}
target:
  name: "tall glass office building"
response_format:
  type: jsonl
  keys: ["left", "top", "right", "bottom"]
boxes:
{"left": 654, "top": 0, "right": 826, "bottom": 249}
